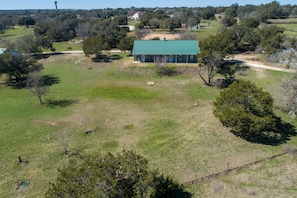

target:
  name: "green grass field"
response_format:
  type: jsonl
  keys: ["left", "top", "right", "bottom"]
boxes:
{"left": 194, "top": 20, "right": 221, "bottom": 40}
{"left": 268, "top": 18, "right": 297, "bottom": 37}
{"left": 0, "top": 26, "right": 34, "bottom": 42}
{"left": 0, "top": 26, "right": 82, "bottom": 51}
{"left": 50, "top": 40, "right": 83, "bottom": 52}
{"left": 1, "top": 52, "right": 297, "bottom": 197}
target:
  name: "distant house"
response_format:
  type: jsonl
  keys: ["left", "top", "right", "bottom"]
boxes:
{"left": 130, "top": 11, "right": 144, "bottom": 20}
{"left": 0, "top": 48, "right": 20, "bottom": 56}
{"left": 132, "top": 39, "right": 199, "bottom": 63}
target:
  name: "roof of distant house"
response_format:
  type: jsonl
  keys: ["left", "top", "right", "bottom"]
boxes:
{"left": 132, "top": 40, "right": 199, "bottom": 55}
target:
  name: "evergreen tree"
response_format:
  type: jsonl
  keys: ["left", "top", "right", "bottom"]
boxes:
{"left": 213, "top": 80, "right": 279, "bottom": 143}
{"left": 46, "top": 150, "right": 191, "bottom": 198}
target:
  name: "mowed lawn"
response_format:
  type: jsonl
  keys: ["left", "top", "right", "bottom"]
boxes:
{"left": 1, "top": 52, "right": 297, "bottom": 197}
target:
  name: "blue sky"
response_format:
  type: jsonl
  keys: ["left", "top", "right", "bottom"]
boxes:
{"left": 0, "top": 0, "right": 295, "bottom": 10}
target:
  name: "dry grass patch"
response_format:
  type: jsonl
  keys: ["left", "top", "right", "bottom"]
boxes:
{"left": 143, "top": 33, "right": 181, "bottom": 40}
{"left": 188, "top": 154, "right": 297, "bottom": 197}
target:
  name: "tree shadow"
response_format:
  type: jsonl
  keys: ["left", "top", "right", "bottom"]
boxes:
{"left": 91, "top": 54, "right": 122, "bottom": 62}
{"left": 32, "top": 52, "right": 64, "bottom": 60}
{"left": 232, "top": 117, "right": 296, "bottom": 146}
{"left": 153, "top": 174, "right": 192, "bottom": 198}
{"left": 4, "top": 75, "right": 60, "bottom": 89}
{"left": 8, "top": 81, "right": 27, "bottom": 89}
{"left": 68, "top": 146, "right": 88, "bottom": 159}
{"left": 214, "top": 78, "right": 235, "bottom": 89}
{"left": 156, "top": 66, "right": 181, "bottom": 76}
{"left": 45, "top": 99, "right": 77, "bottom": 108}
{"left": 173, "top": 190, "right": 192, "bottom": 198}
{"left": 42, "top": 75, "right": 60, "bottom": 86}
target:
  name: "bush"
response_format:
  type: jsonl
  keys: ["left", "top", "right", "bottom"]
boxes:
{"left": 156, "top": 66, "right": 179, "bottom": 76}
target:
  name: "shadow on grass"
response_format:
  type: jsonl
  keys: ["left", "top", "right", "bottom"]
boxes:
{"left": 45, "top": 99, "right": 77, "bottom": 108}
{"left": 91, "top": 54, "right": 122, "bottom": 62}
{"left": 155, "top": 175, "right": 192, "bottom": 198}
{"left": 32, "top": 52, "right": 64, "bottom": 60}
{"left": 68, "top": 146, "right": 88, "bottom": 159}
{"left": 42, "top": 75, "right": 60, "bottom": 86}
{"left": 232, "top": 117, "right": 296, "bottom": 146}
{"left": 4, "top": 74, "right": 60, "bottom": 89}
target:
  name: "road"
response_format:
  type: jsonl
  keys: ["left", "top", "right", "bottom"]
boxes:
{"left": 232, "top": 54, "right": 296, "bottom": 73}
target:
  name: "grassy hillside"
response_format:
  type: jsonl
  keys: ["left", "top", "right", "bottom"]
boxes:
{"left": 1, "top": 53, "right": 297, "bottom": 197}
{"left": 268, "top": 18, "right": 297, "bottom": 37}
{"left": 0, "top": 26, "right": 34, "bottom": 42}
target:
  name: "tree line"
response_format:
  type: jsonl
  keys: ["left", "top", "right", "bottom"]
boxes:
{"left": 1, "top": 1, "right": 297, "bottom": 53}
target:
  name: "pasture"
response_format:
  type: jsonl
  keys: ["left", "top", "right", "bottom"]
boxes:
{"left": 1, "top": 22, "right": 297, "bottom": 197}
{"left": 268, "top": 18, "right": 297, "bottom": 36}
{"left": 0, "top": 26, "right": 34, "bottom": 42}
{"left": 1, "top": 52, "right": 297, "bottom": 197}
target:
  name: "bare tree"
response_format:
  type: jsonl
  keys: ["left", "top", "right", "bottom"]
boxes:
{"left": 56, "top": 129, "right": 72, "bottom": 156}
{"left": 149, "top": 18, "right": 161, "bottom": 29}
{"left": 134, "top": 28, "right": 149, "bottom": 40}
{"left": 198, "top": 52, "right": 224, "bottom": 86}
{"left": 81, "top": 115, "right": 92, "bottom": 134}
{"left": 282, "top": 76, "right": 297, "bottom": 117}
{"left": 75, "top": 22, "right": 91, "bottom": 39}
{"left": 27, "top": 71, "right": 49, "bottom": 104}
{"left": 15, "top": 34, "right": 42, "bottom": 54}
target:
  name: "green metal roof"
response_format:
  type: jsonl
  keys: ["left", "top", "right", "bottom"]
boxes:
{"left": 132, "top": 40, "right": 199, "bottom": 55}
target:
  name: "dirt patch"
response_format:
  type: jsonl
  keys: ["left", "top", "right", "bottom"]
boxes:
{"left": 143, "top": 33, "right": 180, "bottom": 40}
{"left": 31, "top": 119, "right": 60, "bottom": 127}
{"left": 253, "top": 68, "right": 266, "bottom": 78}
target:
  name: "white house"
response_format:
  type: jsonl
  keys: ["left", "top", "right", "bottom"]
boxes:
{"left": 130, "top": 11, "right": 143, "bottom": 20}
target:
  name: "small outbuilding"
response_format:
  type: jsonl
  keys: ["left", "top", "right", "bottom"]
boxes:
{"left": 132, "top": 39, "right": 199, "bottom": 63}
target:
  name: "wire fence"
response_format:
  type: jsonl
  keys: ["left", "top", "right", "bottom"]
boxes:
{"left": 182, "top": 152, "right": 288, "bottom": 187}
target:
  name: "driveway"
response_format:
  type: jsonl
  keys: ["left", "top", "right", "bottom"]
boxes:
{"left": 232, "top": 54, "right": 296, "bottom": 73}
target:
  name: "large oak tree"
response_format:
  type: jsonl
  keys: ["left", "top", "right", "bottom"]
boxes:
{"left": 0, "top": 52, "right": 42, "bottom": 85}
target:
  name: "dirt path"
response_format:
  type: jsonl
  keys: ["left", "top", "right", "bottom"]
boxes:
{"left": 232, "top": 54, "right": 296, "bottom": 73}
